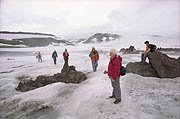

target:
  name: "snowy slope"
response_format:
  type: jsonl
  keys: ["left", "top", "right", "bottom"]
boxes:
{"left": 0, "top": 40, "right": 180, "bottom": 119}
{"left": 81, "top": 33, "right": 121, "bottom": 44}
{"left": 0, "top": 33, "right": 74, "bottom": 47}
{"left": 0, "top": 33, "right": 55, "bottom": 40}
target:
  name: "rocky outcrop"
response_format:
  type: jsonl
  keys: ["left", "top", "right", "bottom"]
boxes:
{"left": 126, "top": 51, "right": 180, "bottom": 78}
{"left": 120, "top": 46, "right": 141, "bottom": 54}
{"left": 148, "top": 51, "right": 180, "bottom": 78}
{"left": 83, "top": 33, "right": 120, "bottom": 43}
{"left": 16, "top": 65, "right": 87, "bottom": 92}
{"left": 126, "top": 62, "right": 158, "bottom": 77}
{"left": 157, "top": 47, "right": 180, "bottom": 52}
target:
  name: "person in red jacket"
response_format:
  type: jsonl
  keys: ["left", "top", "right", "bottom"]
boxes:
{"left": 108, "top": 49, "right": 122, "bottom": 104}
{"left": 63, "top": 49, "right": 69, "bottom": 66}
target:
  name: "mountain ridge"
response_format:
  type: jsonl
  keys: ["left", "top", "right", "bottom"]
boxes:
{"left": 0, "top": 31, "right": 56, "bottom": 37}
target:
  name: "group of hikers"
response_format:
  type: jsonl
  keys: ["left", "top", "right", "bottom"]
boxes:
{"left": 35, "top": 40, "right": 156, "bottom": 104}
{"left": 107, "top": 40, "right": 156, "bottom": 104}
{"left": 35, "top": 49, "right": 70, "bottom": 65}
{"left": 52, "top": 49, "right": 70, "bottom": 65}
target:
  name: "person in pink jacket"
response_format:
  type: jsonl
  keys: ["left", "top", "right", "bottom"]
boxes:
{"left": 108, "top": 49, "right": 122, "bottom": 104}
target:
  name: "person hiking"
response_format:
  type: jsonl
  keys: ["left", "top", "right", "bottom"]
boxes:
{"left": 108, "top": 49, "right": 122, "bottom": 104}
{"left": 35, "top": 52, "right": 38, "bottom": 59}
{"left": 52, "top": 50, "right": 58, "bottom": 65}
{"left": 63, "top": 49, "right": 69, "bottom": 66}
{"left": 141, "top": 41, "right": 157, "bottom": 62}
{"left": 89, "top": 47, "right": 99, "bottom": 72}
{"left": 37, "top": 52, "right": 42, "bottom": 62}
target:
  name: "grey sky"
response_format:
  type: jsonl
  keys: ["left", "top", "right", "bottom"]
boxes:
{"left": 0, "top": 0, "right": 179, "bottom": 39}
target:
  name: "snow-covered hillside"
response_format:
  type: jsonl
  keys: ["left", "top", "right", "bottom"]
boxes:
{"left": 81, "top": 33, "right": 121, "bottom": 44}
{"left": 0, "top": 32, "right": 74, "bottom": 47}
{"left": 0, "top": 37, "right": 180, "bottom": 119}
{"left": 0, "top": 32, "right": 55, "bottom": 40}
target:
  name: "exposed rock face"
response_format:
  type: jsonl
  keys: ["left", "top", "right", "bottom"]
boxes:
{"left": 126, "top": 51, "right": 180, "bottom": 78}
{"left": 157, "top": 47, "right": 180, "bottom": 52}
{"left": 120, "top": 46, "right": 141, "bottom": 54}
{"left": 16, "top": 65, "right": 87, "bottom": 92}
{"left": 14, "top": 38, "right": 73, "bottom": 47}
{"left": 83, "top": 33, "right": 121, "bottom": 43}
{"left": 126, "top": 62, "right": 158, "bottom": 77}
{"left": 148, "top": 51, "right": 180, "bottom": 78}
{"left": 178, "top": 57, "right": 180, "bottom": 61}
{"left": 121, "top": 46, "right": 136, "bottom": 52}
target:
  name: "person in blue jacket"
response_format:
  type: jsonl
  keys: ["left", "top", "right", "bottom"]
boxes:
{"left": 52, "top": 50, "right": 58, "bottom": 65}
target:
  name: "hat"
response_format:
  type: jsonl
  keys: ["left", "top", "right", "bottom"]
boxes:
{"left": 144, "top": 41, "right": 149, "bottom": 44}
{"left": 110, "top": 49, "right": 117, "bottom": 54}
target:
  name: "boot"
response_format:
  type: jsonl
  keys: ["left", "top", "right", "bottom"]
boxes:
{"left": 109, "top": 95, "right": 115, "bottom": 98}
{"left": 114, "top": 99, "right": 121, "bottom": 104}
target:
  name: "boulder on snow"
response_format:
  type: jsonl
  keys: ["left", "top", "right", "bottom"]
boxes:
{"left": 126, "top": 62, "right": 158, "bottom": 77}
{"left": 16, "top": 65, "right": 87, "bottom": 92}
{"left": 126, "top": 51, "right": 180, "bottom": 78}
{"left": 148, "top": 51, "right": 180, "bottom": 78}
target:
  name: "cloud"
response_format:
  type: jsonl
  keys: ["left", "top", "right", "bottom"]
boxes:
{"left": 0, "top": 0, "right": 179, "bottom": 38}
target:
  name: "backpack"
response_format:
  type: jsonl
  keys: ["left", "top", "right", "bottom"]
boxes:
{"left": 53, "top": 52, "right": 57, "bottom": 57}
{"left": 110, "top": 56, "right": 126, "bottom": 76}
{"left": 120, "top": 66, "right": 126, "bottom": 76}
{"left": 149, "top": 44, "right": 157, "bottom": 52}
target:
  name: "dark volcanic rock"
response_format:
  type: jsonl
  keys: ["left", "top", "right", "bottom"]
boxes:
{"left": 178, "top": 57, "right": 180, "bottom": 61}
{"left": 126, "top": 51, "right": 180, "bottom": 78}
{"left": 157, "top": 47, "right": 180, "bottom": 52}
{"left": 148, "top": 51, "right": 180, "bottom": 78}
{"left": 16, "top": 65, "right": 87, "bottom": 92}
{"left": 120, "top": 46, "right": 141, "bottom": 54}
{"left": 126, "top": 62, "right": 158, "bottom": 77}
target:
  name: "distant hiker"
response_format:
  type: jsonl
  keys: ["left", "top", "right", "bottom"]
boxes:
{"left": 35, "top": 52, "right": 38, "bottom": 59}
{"left": 52, "top": 50, "right": 58, "bottom": 65}
{"left": 63, "top": 49, "right": 69, "bottom": 66}
{"left": 108, "top": 49, "right": 122, "bottom": 104}
{"left": 141, "top": 41, "right": 157, "bottom": 62}
{"left": 37, "top": 52, "right": 42, "bottom": 62}
{"left": 89, "top": 47, "right": 99, "bottom": 72}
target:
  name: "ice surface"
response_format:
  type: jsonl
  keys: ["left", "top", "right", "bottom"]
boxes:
{"left": 0, "top": 38, "right": 180, "bottom": 119}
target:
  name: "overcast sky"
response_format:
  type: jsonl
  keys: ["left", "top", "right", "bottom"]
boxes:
{"left": 0, "top": 0, "right": 179, "bottom": 38}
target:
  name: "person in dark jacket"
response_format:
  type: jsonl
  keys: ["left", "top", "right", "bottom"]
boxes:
{"left": 141, "top": 41, "right": 157, "bottom": 62}
{"left": 37, "top": 52, "right": 42, "bottom": 62}
{"left": 63, "top": 49, "right": 69, "bottom": 66}
{"left": 52, "top": 50, "right": 58, "bottom": 65}
{"left": 108, "top": 49, "right": 122, "bottom": 104}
